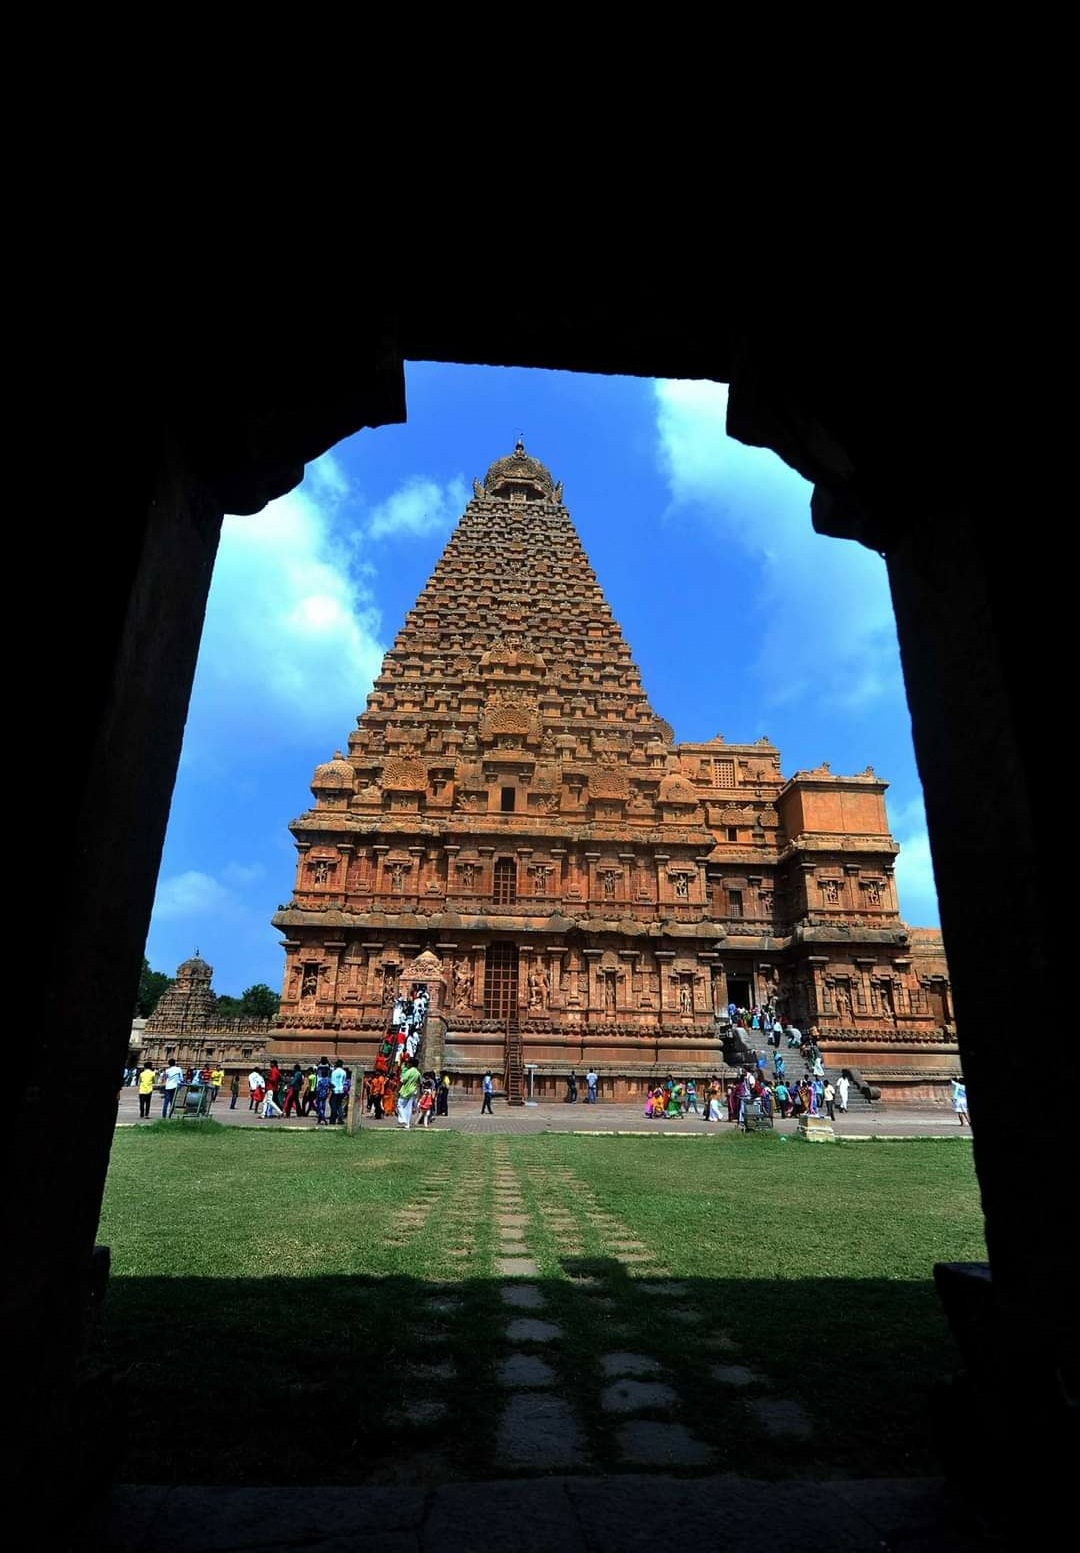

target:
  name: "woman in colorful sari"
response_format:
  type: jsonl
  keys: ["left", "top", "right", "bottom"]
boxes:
{"left": 665, "top": 1080, "right": 684, "bottom": 1117}
{"left": 382, "top": 1074, "right": 399, "bottom": 1118}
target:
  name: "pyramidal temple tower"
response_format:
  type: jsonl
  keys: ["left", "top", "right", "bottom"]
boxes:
{"left": 271, "top": 443, "right": 955, "bottom": 1101}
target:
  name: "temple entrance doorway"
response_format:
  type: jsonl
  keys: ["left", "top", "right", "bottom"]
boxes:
{"left": 483, "top": 942, "right": 519, "bottom": 1022}
{"left": 727, "top": 974, "right": 752, "bottom": 1010}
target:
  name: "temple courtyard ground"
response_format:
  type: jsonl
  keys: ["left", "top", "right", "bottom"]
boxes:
{"left": 95, "top": 1124, "right": 982, "bottom": 1498}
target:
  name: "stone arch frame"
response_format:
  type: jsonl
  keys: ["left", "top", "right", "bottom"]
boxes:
{"left": 28, "top": 277, "right": 1054, "bottom": 1527}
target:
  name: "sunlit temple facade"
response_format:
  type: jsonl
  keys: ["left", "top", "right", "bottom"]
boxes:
{"left": 270, "top": 444, "right": 954, "bottom": 1100}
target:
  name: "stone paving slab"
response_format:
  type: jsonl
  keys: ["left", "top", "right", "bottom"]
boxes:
{"left": 505, "top": 1317, "right": 562, "bottom": 1342}
{"left": 495, "top": 1394, "right": 584, "bottom": 1468}
{"left": 616, "top": 1421, "right": 712, "bottom": 1468}
{"left": 711, "top": 1364, "right": 763, "bottom": 1387}
{"left": 600, "top": 1352, "right": 663, "bottom": 1378}
{"left": 500, "top": 1283, "right": 545, "bottom": 1309}
{"left": 108, "top": 1484, "right": 423, "bottom": 1550}
{"left": 566, "top": 1475, "right": 891, "bottom": 1550}
{"left": 601, "top": 1379, "right": 679, "bottom": 1414}
{"left": 497, "top": 1353, "right": 556, "bottom": 1387}
{"left": 421, "top": 1479, "right": 590, "bottom": 1553}
{"left": 495, "top": 1256, "right": 539, "bottom": 1277}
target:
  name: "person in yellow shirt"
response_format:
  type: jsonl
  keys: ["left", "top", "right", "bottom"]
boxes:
{"left": 210, "top": 1067, "right": 225, "bottom": 1100}
{"left": 137, "top": 1063, "right": 156, "bottom": 1120}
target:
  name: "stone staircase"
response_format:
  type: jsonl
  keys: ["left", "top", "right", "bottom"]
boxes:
{"left": 723, "top": 1025, "right": 879, "bottom": 1118}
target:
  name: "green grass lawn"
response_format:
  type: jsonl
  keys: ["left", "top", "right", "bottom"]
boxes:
{"left": 91, "top": 1126, "right": 984, "bottom": 1485}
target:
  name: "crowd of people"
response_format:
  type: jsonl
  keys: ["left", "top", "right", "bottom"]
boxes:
{"left": 639, "top": 1018, "right": 852, "bottom": 1126}
{"left": 245, "top": 1058, "right": 354, "bottom": 1124}
{"left": 129, "top": 1059, "right": 226, "bottom": 1118}
{"left": 363, "top": 1063, "right": 452, "bottom": 1128}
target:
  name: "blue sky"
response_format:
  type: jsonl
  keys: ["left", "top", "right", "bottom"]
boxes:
{"left": 145, "top": 363, "right": 939, "bottom": 996}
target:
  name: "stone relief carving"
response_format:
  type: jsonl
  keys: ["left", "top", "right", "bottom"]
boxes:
{"left": 453, "top": 959, "right": 474, "bottom": 1009}
{"left": 528, "top": 961, "right": 550, "bottom": 1009}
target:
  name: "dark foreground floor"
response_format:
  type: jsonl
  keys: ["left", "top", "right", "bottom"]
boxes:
{"left": 109, "top": 1474, "right": 989, "bottom": 1552}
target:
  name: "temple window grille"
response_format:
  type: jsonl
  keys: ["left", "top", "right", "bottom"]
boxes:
{"left": 727, "top": 890, "right": 744, "bottom": 917}
{"left": 727, "top": 828, "right": 739, "bottom": 842}
{"left": 712, "top": 758, "right": 736, "bottom": 788}
{"left": 500, "top": 786, "right": 516, "bottom": 812}
{"left": 483, "top": 943, "right": 519, "bottom": 1021}
{"left": 493, "top": 858, "right": 518, "bottom": 905}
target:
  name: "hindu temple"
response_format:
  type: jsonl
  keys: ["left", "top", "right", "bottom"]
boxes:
{"left": 270, "top": 443, "right": 954, "bottom": 1101}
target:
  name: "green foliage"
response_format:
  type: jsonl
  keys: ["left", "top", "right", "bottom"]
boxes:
{"left": 213, "top": 993, "right": 243, "bottom": 1021}
{"left": 239, "top": 983, "right": 280, "bottom": 1019}
{"left": 136, "top": 956, "right": 172, "bottom": 1018}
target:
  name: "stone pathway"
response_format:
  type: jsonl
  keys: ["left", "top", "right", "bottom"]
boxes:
{"left": 298, "top": 1136, "right": 821, "bottom": 1480}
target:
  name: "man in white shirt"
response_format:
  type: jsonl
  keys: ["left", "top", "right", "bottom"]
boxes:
{"left": 836, "top": 1075, "right": 850, "bottom": 1113}
{"left": 162, "top": 1059, "right": 185, "bottom": 1119}
{"left": 329, "top": 1060, "right": 347, "bottom": 1124}
{"left": 248, "top": 1070, "right": 265, "bottom": 1114}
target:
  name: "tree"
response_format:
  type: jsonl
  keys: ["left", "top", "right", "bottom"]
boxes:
{"left": 213, "top": 994, "right": 243, "bottom": 1022}
{"left": 240, "top": 983, "right": 280, "bottom": 1020}
{"left": 136, "top": 957, "right": 172, "bottom": 1018}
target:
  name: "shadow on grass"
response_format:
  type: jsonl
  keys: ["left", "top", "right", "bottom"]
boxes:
{"left": 89, "top": 1264, "right": 957, "bottom": 1486}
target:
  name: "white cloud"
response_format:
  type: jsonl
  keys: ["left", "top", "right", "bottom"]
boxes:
{"left": 890, "top": 795, "right": 941, "bottom": 928}
{"left": 368, "top": 475, "right": 469, "bottom": 540}
{"left": 222, "top": 861, "right": 266, "bottom": 887}
{"left": 184, "top": 460, "right": 386, "bottom": 760}
{"left": 306, "top": 450, "right": 350, "bottom": 503}
{"left": 152, "top": 870, "right": 237, "bottom": 921}
{"left": 654, "top": 380, "right": 900, "bottom": 710}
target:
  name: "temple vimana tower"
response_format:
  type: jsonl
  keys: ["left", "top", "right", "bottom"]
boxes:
{"left": 271, "top": 443, "right": 955, "bottom": 1102}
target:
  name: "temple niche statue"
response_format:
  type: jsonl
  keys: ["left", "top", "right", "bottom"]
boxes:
{"left": 528, "top": 961, "right": 550, "bottom": 1010}
{"left": 269, "top": 441, "right": 954, "bottom": 1102}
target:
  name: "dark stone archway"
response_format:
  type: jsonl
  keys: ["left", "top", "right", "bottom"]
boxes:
{"left": 18, "top": 272, "right": 1065, "bottom": 1537}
